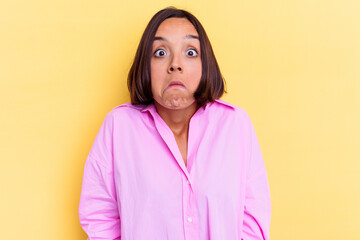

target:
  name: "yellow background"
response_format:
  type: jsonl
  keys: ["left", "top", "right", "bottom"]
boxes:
{"left": 1, "top": 0, "right": 359, "bottom": 239}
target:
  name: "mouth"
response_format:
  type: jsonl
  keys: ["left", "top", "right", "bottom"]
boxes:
{"left": 166, "top": 81, "right": 186, "bottom": 89}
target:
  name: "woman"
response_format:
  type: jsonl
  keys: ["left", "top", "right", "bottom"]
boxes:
{"left": 79, "top": 7, "right": 271, "bottom": 240}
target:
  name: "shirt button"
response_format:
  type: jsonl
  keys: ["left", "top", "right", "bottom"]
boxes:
{"left": 187, "top": 217, "right": 193, "bottom": 223}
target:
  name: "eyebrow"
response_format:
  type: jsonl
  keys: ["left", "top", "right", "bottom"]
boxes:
{"left": 153, "top": 34, "right": 199, "bottom": 42}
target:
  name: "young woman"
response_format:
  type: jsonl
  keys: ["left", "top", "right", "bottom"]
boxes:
{"left": 79, "top": 7, "right": 271, "bottom": 240}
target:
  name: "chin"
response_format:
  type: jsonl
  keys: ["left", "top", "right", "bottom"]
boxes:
{"left": 156, "top": 98, "right": 197, "bottom": 110}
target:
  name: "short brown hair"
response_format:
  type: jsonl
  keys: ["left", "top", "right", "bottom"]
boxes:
{"left": 127, "top": 7, "right": 225, "bottom": 106}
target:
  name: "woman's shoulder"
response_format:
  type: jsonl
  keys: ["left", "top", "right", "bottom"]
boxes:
{"left": 111, "top": 102, "right": 147, "bottom": 113}
{"left": 210, "top": 99, "right": 252, "bottom": 122}
{"left": 103, "top": 102, "right": 151, "bottom": 123}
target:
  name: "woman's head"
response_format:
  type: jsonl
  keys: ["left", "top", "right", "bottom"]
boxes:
{"left": 128, "top": 7, "right": 225, "bottom": 107}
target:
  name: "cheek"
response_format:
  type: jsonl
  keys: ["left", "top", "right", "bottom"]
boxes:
{"left": 187, "top": 61, "right": 202, "bottom": 84}
{"left": 150, "top": 64, "right": 164, "bottom": 94}
{"left": 151, "top": 61, "right": 165, "bottom": 79}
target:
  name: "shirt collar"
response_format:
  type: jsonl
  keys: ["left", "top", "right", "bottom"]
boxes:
{"left": 205, "top": 99, "right": 236, "bottom": 111}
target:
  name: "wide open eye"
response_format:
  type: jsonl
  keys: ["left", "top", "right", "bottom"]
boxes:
{"left": 186, "top": 49, "right": 198, "bottom": 57}
{"left": 154, "top": 49, "right": 167, "bottom": 57}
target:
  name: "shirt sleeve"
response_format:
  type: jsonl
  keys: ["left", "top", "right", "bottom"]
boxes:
{"left": 242, "top": 120, "right": 271, "bottom": 240}
{"left": 79, "top": 112, "right": 121, "bottom": 239}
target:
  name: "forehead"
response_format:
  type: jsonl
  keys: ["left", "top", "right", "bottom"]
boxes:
{"left": 155, "top": 18, "right": 198, "bottom": 37}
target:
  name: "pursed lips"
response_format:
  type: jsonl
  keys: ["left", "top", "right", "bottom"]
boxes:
{"left": 166, "top": 80, "right": 186, "bottom": 90}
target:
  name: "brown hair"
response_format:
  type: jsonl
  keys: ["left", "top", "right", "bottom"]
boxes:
{"left": 127, "top": 7, "right": 226, "bottom": 106}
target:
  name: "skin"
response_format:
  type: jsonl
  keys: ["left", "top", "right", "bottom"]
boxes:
{"left": 150, "top": 18, "right": 202, "bottom": 166}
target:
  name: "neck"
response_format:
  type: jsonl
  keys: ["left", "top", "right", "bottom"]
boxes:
{"left": 154, "top": 101, "right": 198, "bottom": 136}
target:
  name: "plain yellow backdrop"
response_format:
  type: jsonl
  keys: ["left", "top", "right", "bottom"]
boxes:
{"left": 1, "top": 0, "right": 359, "bottom": 239}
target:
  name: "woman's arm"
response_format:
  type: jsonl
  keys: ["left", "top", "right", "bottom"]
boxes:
{"left": 242, "top": 121, "right": 271, "bottom": 240}
{"left": 79, "top": 112, "right": 121, "bottom": 239}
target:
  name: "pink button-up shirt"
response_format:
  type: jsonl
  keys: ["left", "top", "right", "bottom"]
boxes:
{"left": 79, "top": 99, "right": 271, "bottom": 240}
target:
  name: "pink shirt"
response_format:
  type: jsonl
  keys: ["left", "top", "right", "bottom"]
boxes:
{"left": 79, "top": 99, "right": 271, "bottom": 240}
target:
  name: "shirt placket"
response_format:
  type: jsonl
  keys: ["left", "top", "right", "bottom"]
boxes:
{"left": 148, "top": 109, "right": 201, "bottom": 239}
{"left": 182, "top": 175, "right": 200, "bottom": 240}
{"left": 182, "top": 110, "right": 203, "bottom": 240}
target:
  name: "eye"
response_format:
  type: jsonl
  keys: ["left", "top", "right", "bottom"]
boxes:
{"left": 186, "top": 49, "right": 198, "bottom": 57}
{"left": 154, "top": 49, "right": 167, "bottom": 57}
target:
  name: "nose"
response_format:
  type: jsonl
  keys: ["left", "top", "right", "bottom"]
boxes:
{"left": 168, "top": 65, "right": 182, "bottom": 72}
{"left": 168, "top": 54, "right": 183, "bottom": 73}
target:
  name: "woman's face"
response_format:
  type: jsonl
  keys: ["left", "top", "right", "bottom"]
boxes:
{"left": 150, "top": 17, "right": 202, "bottom": 110}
